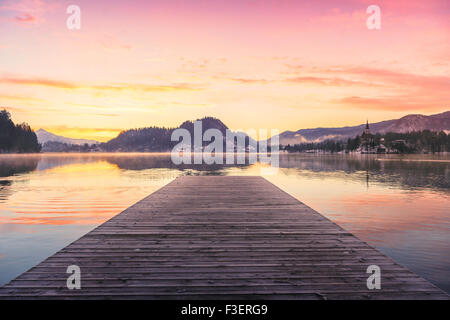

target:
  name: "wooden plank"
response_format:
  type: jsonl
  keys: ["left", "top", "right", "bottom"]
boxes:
{"left": 0, "top": 176, "right": 448, "bottom": 300}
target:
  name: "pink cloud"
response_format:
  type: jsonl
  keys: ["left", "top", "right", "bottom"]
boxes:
{"left": 0, "top": 0, "right": 48, "bottom": 13}
{"left": 285, "top": 76, "right": 376, "bottom": 87}
{"left": 335, "top": 95, "right": 449, "bottom": 111}
{"left": 0, "top": 0, "right": 58, "bottom": 25}
{"left": 0, "top": 77, "right": 78, "bottom": 89}
{"left": 0, "top": 76, "right": 200, "bottom": 92}
{"left": 230, "top": 78, "right": 269, "bottom": 84}
{"left": 14, "top": 13, "right": 37, "bottom": 23}
{"left": 324, "top": 66, "right": 450, "bottom": 91}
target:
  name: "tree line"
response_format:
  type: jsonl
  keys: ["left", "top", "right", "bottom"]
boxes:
{"left": 284, "top": 130, "right": 450, "bottom": 153}
{"left": 284, "top": 140, "right": 345, "bottom": 153}
{"left": 0, "top": 109, "right": 41, "bottom": 153}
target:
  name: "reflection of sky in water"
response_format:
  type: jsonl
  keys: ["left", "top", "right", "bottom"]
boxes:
{"left": 0, "top": 153, "right": 449, "bottom": 294}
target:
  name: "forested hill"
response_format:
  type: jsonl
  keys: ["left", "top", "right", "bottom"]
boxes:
{"left": 276, "top": 111, "right": 450, "bottom": 145}
{"left": 0, "top": 109, "right": 41, "bottom": 153}
{"left": 102, "top": 126, "right": 174, "bottom": 152}
{"left": 102, "top": 117, "right": 235, "bottom": 152}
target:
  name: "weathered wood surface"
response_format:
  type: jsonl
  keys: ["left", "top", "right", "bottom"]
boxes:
{"left": 0, "top": 176, "right": 448, "bottom": 300}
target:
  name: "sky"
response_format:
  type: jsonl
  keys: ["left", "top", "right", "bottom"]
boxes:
{"left": 0, "top": 0, "right": 449, "bottom": 141}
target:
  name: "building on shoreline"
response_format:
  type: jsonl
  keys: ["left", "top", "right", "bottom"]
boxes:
{"left": 359, "top": 121, "right": 387, "bottom": 154}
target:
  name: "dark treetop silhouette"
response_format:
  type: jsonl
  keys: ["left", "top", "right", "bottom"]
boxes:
{"left": 0, "top": 109, "right": 40, "bottom": 153}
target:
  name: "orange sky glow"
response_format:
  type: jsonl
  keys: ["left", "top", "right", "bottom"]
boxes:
{"left": 0, "top": 0, "right": 449, "bottom": 141}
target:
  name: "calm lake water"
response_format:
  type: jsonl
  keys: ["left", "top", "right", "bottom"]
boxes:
{"left": 0, "top": 153, "right": 449, "bottom": 294}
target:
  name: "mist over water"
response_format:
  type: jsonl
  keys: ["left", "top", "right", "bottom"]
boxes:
{"left": 0, "top": 153, "right": 449, "bottom": 293}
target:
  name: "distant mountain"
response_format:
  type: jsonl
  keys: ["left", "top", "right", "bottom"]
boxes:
{"left": 276, "top": 111, "right": 450, "bottom": 145}
{"left": 36, "top": 129, "right": 99, "bottom": 146}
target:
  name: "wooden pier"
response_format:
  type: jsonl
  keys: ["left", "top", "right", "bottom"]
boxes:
{"left": 0, "top": 176, "right": 448, "bottom": 299}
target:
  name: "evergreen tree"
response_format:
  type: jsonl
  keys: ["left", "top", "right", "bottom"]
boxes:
{"left": 0, "top": 109, "right": 41, "bottom": 153}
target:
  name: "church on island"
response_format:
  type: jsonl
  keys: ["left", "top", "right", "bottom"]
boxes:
{"left": 358, "top": 121, "right": 387, "bottom": 154}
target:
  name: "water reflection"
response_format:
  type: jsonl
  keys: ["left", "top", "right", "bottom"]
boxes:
{"left": 0, "top": 156, "right": 40, "bottom": 204}
{"left": 0, "top": 153, "right": 449, "bottom": 293}
{"left": 0, "top": 156, "right": 39, "bottom": 177}
{"left": 278, "top": 154, "right": 450, "bottom": 190}
{"left": 2, "top": 153, "right": 448, "bottom": 189}
{"left": 106, "top": 153, "right": 239, "bottom": 172}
